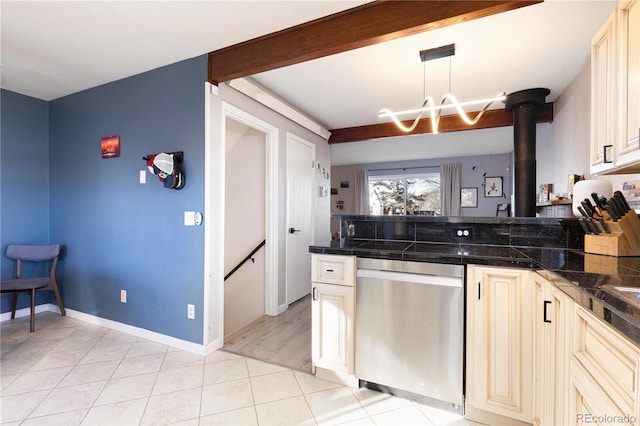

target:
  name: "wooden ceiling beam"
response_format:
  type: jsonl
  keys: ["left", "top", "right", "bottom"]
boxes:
{"left": 208, "top": 0, "right": 541, "bottom": 84}
{"left": 328, "top": 103, "right": 554, "bottom": 144}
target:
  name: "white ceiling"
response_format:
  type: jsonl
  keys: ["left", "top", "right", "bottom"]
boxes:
{"left": 1, "top": 0, "right": 617, "bottom": 164}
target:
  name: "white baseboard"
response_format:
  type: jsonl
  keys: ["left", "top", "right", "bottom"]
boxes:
{"left": 1, "top": 303, "right": 206, "bottom": 355}
{"left": 0, "top": 303, "right": 56, "bottom": 322}
{"left": 277, "top": 303, "right": 289, "bottom": 315}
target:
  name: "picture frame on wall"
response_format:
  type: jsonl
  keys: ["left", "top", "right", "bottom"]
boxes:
{"left": 461, "top": 187, "right": 478, "bottom": 208}
{"left": 101, "top": 135, "right": 120, "bottom": 158}
{"left": 484, "top": 176, "right": 503, "bottom": 197}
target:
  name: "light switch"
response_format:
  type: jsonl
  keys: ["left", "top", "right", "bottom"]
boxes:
{"left": 184, "top": 211, "right": 196, "bottom": 226}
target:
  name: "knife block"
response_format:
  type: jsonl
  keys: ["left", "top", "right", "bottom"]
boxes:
{"left": 584, "top": 212, "right": 640, "bottom": 257}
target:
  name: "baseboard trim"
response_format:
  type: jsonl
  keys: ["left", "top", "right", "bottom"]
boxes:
{"left": 315, "top": 366, "right": 359, "bottom": 388}
{"left": 1, "top": 303, "right": 206, "bottom": 355}
{"left": 277, "top": 303, "right": 289, "bottom": 315}
{"left": 0, "top": 303, "right": 55, "bottom": 322}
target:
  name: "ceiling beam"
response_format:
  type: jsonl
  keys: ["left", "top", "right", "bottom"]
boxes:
{"left": 328, "top": 103, "right": 554, "bottom": 144}
{"left": 208, "top": 0, "right": 541, "bottom": 84}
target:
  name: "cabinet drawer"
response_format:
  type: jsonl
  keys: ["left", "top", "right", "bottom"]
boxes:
{"left": 311, "top": 254, "right": 355, "bottom": 286}
{"left": 573, "top": 306, "right": 640, "bottom": 410}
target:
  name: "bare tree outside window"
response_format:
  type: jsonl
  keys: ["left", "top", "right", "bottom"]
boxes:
{"left": 369, "top": 173, "right": 441, "bottom": 215}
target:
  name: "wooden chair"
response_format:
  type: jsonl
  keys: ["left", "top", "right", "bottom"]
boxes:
{"left": 1, "top": 244, "right": 65, "bottom": 332}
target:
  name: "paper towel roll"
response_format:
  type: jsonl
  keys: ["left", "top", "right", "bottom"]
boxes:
{"left": 572, "top": 179, "right": 613, "bottom": 216}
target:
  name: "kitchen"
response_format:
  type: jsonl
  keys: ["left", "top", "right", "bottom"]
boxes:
{"left": 298, "top": 1, "right": 640, "bottom": 425}
{"left": 2, "top": 1, "right": 640, "bottom": 424}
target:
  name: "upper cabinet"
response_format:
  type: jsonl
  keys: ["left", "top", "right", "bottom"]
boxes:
{"left": 591, "top": 0, "right": 640, "bottom": 175}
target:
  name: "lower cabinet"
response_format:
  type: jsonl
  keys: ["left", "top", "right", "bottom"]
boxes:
{"left": 466, "top": 265, "right": 534, "bottom": 425}
{"left": 569, "top": 305, "right": 640, "bottom": 425}
{"left": 311, "top": 281, "right": 354, "bottom": 374}
{"left": 310, "top": 254, "right": 356, "bottom": 386}
{"left": 532, "top": 272, "right": 572, "bottom": 426}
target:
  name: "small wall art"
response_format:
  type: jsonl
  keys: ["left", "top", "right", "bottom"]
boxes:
{"left": 484, "top": 176, "right": 503, "bottom": 197}
{"left": 461, "top": 187, "right": 478, "bottom": 208}
{"left": 340, "top": 181, "right": 350, "bottom": 188}
{"left": 101, "top": 135, "right": 120, "bottom": 158}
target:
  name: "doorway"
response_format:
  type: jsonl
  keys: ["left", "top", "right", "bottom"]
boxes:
{"left": 205, "top": 86, "right": 314, "bottom": 372}
{"left": 223, "top": 118, "right": 266, "bottom": 337}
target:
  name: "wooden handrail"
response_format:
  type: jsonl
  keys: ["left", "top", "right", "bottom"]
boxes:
{"left": 224, "top": 240, "right": 266, "bottom": 281}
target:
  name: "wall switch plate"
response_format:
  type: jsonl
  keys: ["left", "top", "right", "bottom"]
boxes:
{"left": 187, "top": 304, "right": 195, "bottom": 319}
{"left": 184, "top": 211, "right": 196, "bottom": 226}
{"left": 139, "top": 170, "right": 146, "bottom": 184}
{"left": 120, "top": 289, "right": 127, "bottom": 303}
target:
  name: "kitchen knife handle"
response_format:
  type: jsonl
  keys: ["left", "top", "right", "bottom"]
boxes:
{"left": 577, "top": 206, "right": 589, "bottom": 218}
{"left": 578, "top": 218, "right": 591, "bottom": 234}
{"left": 605, "top": 204, "right": 619, "bottom": 221}
{"left": 591, "top": 192, "right": 604, "bottom": 210}
{"left": 615, "top": 191, "right": 632, "bottom": 211}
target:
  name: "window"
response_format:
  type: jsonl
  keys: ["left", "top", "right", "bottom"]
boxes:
{"left": 368, "top": 172, "right": 441, "bottom": 215}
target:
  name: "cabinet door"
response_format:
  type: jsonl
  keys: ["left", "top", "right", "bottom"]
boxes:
{"left": 590, "top": 13, "right": 617, "bottom": 175}
{"left": 467, "top": 265, "right": 533, "bottom": 423}
{"left": 533, "top": 274, "right": 572, "bottom": 426}
{"left": 311, "top": 282, "right": 354, "bottom": 374}
{"left": 615, "top": 0, "right": 640, "bottom": 167}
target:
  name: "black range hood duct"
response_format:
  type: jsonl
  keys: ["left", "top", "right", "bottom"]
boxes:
{"left": 505, "top": 88, "right": 550, "bottom": 217}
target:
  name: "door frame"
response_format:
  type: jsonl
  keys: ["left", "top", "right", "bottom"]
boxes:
{"left": 204, "top": 83, "right": 279, "bottom": 351}
{"left": 285, "top": 132, "right": 316, "bottom": 304}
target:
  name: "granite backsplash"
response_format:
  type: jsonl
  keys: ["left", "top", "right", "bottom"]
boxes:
{"left": 337, "top": 215, "right": 584, "bottom": 249}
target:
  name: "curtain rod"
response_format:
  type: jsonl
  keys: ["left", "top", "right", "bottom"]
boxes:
{"left": 367, "top": 165, "right": 439, "bottom": 172}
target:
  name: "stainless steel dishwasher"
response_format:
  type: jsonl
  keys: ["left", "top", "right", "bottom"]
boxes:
{"left": 355, "top": 258, "right": 464, "bottom": 414}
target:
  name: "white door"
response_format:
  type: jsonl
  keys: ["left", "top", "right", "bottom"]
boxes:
{"left": 286, "top": 134, "right": 314, "bottom": 304}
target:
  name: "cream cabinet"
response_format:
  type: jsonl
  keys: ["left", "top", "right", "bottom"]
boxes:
{"left": 311, "top": 254, "right": 356, "bottom": 386}
{"left": 590, "top": 12, "right": 617, "bottom": 175}
{"left": 466, "top": 265, "right": 534, "bottom": 425}
{"left": 614, "top": 0, "right": 640, "bottom": 169}
{"left": 532, "top": 272, "right": 572, "bottom": 426}
{"left": 591, "top": 0, "right": 640, "bottom": 175}
{"left": 569, "top": 305, "right": 640, "bottom": 425}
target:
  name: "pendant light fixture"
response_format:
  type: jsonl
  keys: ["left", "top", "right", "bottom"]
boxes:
{"left": 379, "top": 44, "right": 506, "bottom": 134}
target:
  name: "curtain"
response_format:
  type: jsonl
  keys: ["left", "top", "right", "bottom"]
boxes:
{"left": 440, "top": 163, "right": 461, "bottom": 216}
{"left": 354, "top": 168, "right": 369, "bottom": 215}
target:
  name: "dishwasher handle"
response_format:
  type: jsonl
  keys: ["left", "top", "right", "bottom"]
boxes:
{"left": 357, "top": 268, "right": 462, "bottom": 288}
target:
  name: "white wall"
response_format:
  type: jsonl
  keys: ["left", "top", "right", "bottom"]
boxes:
{"left": 537, "top": 63, "right": 591, "bottom": 197}
{"left": 537, "top": 62, "right": 640, "bottom": 198}
{"left": 224, "top": 122, "right": 266, "bottom": 336}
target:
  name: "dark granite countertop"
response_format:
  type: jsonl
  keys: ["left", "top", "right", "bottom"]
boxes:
{"left": 310, "top": 241, "right": 640, "bottom": 347}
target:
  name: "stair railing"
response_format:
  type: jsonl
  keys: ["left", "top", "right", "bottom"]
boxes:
{"left": 224, "top": 239, "right": 266, "bottom": 281}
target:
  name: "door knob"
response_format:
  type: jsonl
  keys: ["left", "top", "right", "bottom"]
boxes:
{"left": 289, "top": 227, "right": 301, "bottom": 234}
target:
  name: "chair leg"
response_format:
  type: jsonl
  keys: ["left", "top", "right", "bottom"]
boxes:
{"left": 11, "top": 292, "right": 18, "bottom": 320}
{"left": 30, "top": 289, "right": 36, "bottom": 332}
{"left": 50, "top": 284, "right": 66, "bottom": 316}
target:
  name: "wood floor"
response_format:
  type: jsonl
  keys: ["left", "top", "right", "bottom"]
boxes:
{"left": 223, "top": 294, "right": 312, "bottom": 372}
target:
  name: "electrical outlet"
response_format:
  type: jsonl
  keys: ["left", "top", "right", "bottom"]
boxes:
{"left": 454, "top": 228, "right": 473, "bottom": 238}
{"left": 120, "top": 289, "right": 127, "bottom": 303}
{"left": 187, "top": 304, "right": 195, "bottom": 319}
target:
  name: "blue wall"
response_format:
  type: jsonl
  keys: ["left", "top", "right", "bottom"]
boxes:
{"left": 48, "top": 56, "right": 206, "bottom": 343}
{"left": 1, "top": 90, "right": 51, "bottom": 310}
{"left": 1, "top": 55, "right": 207, "bottom": 344}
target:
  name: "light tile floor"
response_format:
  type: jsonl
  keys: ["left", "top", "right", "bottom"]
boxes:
{"left": 1, "top": 312, "right": 481, "bottom": 425}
